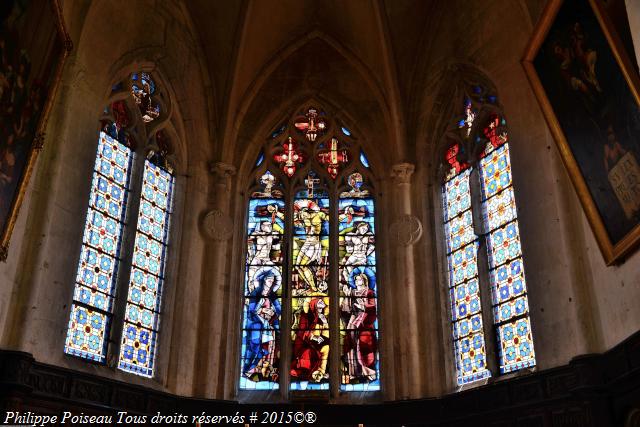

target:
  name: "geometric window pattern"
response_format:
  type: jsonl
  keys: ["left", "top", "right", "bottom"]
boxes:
{"left": 441, "top": 94, "right": 536, "bottom": 386}
{"left": 442, "top": 166, "right": 491, "bottom": 385}
{"left": 479, "top": 136, "right": 535, "bottom": 374}
{"left": 65, "top": 72, "right": 173, "bottom": 378}
{"left": 118, "top": 160, "right": 174, "bottom": 377}
{"left": 240, "top": 106, "right": 379, "bottom": 393}
{"left": 64, "top": 132, "right": 133, "bottom": 362}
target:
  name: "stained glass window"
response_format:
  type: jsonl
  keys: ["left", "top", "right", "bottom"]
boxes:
{"left": 64, "top": 131, "right": 132, "bottom": 362}
{"left": 290, "top": 172, "right": 331, "bottom": 390}
{"left": 442, "top": 165, "right": 491, "bottom": 385}
{"left": 339, "top": 173, "right": 380, "bottom": 391}
{"left": 240, "top": 107, "right": 379, "bottom": 394}
{"left": 66, "top": 72, "right": 176, "bottom": 378}
{"left": 118, "top": 159, "right": 174, "bottom": 377}
{"left": 441, "top": 94, "right": 536, "bottom": 387}
{"left": 240, "top": 171, "right": 284, "bottom": 390}
{"left": 478, "top": 117, "right": 535, "bottom": 374}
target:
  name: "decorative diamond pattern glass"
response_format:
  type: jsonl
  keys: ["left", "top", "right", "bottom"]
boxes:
{"left": 65, "top": 132, "right": 132, "bottom": 362}
{"left": 479, "top": 142, "right": 536, "bottom": 374}
{"left": 118, "top": 160, "right": 174, "bottom": 377}
{"left": 442, "top": 167, "right": 491, "bottom": 385}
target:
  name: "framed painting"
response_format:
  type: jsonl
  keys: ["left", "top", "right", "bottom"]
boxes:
{"left": 0, "top": 0, "right": 71, "bottom": 260}
{"left": 523, "top": 0, "right": 640, "bottom": 265}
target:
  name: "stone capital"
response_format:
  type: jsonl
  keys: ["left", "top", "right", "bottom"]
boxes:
{"left": 390, "top": 163, "right": 415, "bottom": 185}
{"left": 209, "top": 162, "right": 236, "bottom": 190}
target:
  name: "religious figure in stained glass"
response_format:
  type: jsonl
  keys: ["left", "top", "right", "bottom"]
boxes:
{"left": 240, "top": 106, "right": 379, "bottom": 392}
{"left": 339, "top": 175, "right": 380, "bottom": 391}
{"left": 242, "top": 268, "right": 282, "bottom": 382}
{"left": 240, "top": 172, "right": 284, "bottom": 389}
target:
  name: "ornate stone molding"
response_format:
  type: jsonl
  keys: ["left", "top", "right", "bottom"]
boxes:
{"left": 389, "top": 214, "right": 423, "bottom": 246}
{"left": 201, "top": 209, "right": 233, "bottom": 241}
{"left": 390, "top": 163, "right": 415, "bottom": 185}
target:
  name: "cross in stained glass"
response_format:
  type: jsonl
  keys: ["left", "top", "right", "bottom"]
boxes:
{"left": 305, "top": 173, "right": 320, "bottom": 198}
{"left": 294, "top": 108, "right": 326, "bottom": 142}
{"left": 274, "top": 137, "right": 304, "bottom": 177}
{"left": 317, "top": 137, "right": 349, "bottom": 179}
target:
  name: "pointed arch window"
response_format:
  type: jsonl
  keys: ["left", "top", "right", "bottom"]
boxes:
{"left": 240, "top": 107, "right": 380, "bottom": 393}
{"left": 64, "top": 72, "right": 176, "bottom": 378}
{"left": 440, "top": 87, "right": 536, "bottom": 386}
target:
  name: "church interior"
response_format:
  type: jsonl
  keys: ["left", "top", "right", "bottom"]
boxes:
{"left": 1, "top": 0, "right": 640, "bottom": 425}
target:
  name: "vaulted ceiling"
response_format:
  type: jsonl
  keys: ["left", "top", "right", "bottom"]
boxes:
{"left": 185, "top": 0, "right": 438, "bottom": 165}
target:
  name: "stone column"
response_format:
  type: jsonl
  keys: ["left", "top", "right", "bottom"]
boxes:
{"left": 389, "top": 163, "right": 422, "bottom": 398}
{"left": 194, "top": 162, "right": 235, "bottom": 397}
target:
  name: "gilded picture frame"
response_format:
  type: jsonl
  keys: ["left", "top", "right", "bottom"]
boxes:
{"left": 523, "top": 0, "right": 640, "bottom": 265}
{"left": 0, "top": 0, "right": 72, "bottom": 261}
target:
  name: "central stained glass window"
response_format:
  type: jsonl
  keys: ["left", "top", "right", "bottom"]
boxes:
{"left": 441, "top": 86, "right": 536, "bottom": 386}
{"left": 239, "top": 107, "right": 380, "bottom": 393}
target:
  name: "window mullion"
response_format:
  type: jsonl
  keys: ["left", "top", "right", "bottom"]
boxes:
{"left": 329, "top": 190, "right": 340, "bottom": 398}
{"left": 107, "top": 150, "right": 146, "bottom": 367}
{"left": 280, "top": 191, "right": 294, "bottom": 398}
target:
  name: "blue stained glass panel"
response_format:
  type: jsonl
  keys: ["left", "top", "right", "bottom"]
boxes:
{"left": 127, "top": 267, "right": 161, "bottom": 310}
{"left": 359, "top": 151, "right": 370, "bottom": 168}
{"left": 89, "top": 175, "right": 128, "bottom": 220}
{"left": 486, "top": 221, "right": 522, "bottom": 269}
{"left": 119, "top": 160, "right": 174, "bottom": 377}
{"left": 450, "top": 279, "right": 481, "bottom": 322}
{"left": 64, "top": 304, "right": 110, "bottom": 362}
{"left": 447, "top": 243, "right": 479, "bottom": 287}
{"left": 489, "top": 259, "right": 527, "bottom": 305}
{"left": 73, "top": 285, "right": 113, "bottom": 313}
{"left": 74, "top": 246, "right": 117, "bottom": 294}
{"left": 479, "top": 143, "right": 512, "bottom": 200}
{"left": 482, "top": 187, "right": 517, "bottom": 232}
{"left": 444, "top": 210, "right": 476, "bottom": 254}
{"left": 82, "top": 209, "right": 124, "bottom": 257}
{"left": 443, "top": 169, "right": 472, "bottom": 221}
{"left": 478, "top": 135, "right": 536, "bottom": 376}
{"left": 497, "top": 318, "right": 536, "bottom": 374}
{"left": 65, "top": 132, "right": 131, "bottom": 363}
{"left": 118, "top": 322, "right": 157, "bottom": 377}
{"left": 454, "top": 332, "right": 491, "bottom": 385}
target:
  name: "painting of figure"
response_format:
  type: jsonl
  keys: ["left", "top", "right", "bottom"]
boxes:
{"left": 0, "top": 0, "right": 70, "bottom": 259}
{"left": 524, "top": 0, "right": 640, "bottom": 263}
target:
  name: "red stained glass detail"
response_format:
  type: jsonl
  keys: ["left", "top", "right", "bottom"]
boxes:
{"left": 274, "top": 137, "right": 304, "bottom": 177}
{"left": 445, "top": 143, "right": 469, "bottom": 175}
{"left": 317, "top": 137, "right": 349, "bottom": 179}
{"left": 483, "top": 114, "right": 508, "bottom": 150}
{"left": 111, "top": 101, "right": 131, "bottom": 129}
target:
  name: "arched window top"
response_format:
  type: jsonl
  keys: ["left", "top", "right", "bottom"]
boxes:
{"left": 65, "top": 69, "right": 177, "bottom": 379}
{"left": 240, "top": 105, "right": 380, "bottom": 394}
{"left": 441, "top": 84, "right": 505, "bottom": 178}
{"left": 439, "top": 84, "right": 536, "bottom": 387}
{"left": 251, "top": 105, "right": 375, "bottom": 188}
